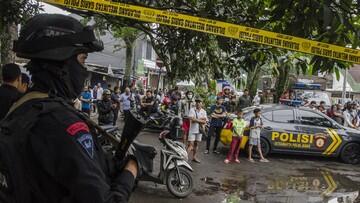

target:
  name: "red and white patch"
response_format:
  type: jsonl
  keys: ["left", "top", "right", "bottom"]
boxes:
{"left": 66, "top": 122, "right": 89, "bottom": 136}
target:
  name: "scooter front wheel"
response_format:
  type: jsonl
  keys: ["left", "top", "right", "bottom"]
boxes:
{"left": 166, "top": 167, "right": 193, "bottom": 198}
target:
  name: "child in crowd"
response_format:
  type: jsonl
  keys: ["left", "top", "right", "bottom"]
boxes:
{"left": 248, "top": 108, "right": 269, "bottom": 163}
{"left": 224, "top": 110, "right": 248, "bottom": 164}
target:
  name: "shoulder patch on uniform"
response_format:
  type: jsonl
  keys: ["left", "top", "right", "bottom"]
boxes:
{"left": 66, "top": 122, "right": 89, "bottom": 136}
{"left": 77, "top": 134, "right": 94, "bottom": 159}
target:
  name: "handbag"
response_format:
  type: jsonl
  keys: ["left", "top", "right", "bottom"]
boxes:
{"left": 195, "top": 110, "right": 207, "bottom": 136}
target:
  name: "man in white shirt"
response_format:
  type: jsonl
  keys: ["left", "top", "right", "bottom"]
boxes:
{"left": 252, "top": 92, "right": 261, "bottom": 106}
{"left": 96, "top": 83, "right": 104, "bottom": 101}
{"left": 187, "top": 98, "right": 208, "bottom": 163}
{"left": 343, "top": 102, "right": 359, "bottom": 129}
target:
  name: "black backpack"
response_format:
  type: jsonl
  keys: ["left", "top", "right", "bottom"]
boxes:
{"left": 0, "top": 92, "right": 63, "bottom": 203}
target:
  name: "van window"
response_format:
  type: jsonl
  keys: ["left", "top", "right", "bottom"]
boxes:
{"left": 273, "top": 110, "right": 295, "bottom": 123}
{"left": 262, "top": 111, "right": 272, "bottom": 121}
{"left": 299, "top": 110, "right": 332, "bottom": 128}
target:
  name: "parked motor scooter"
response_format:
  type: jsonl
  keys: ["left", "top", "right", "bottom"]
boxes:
{"left": 145, "top": 112, "right": 166, "bottom": 130}
{"left": 146, "top": 110, "right": 183, "bottom": 139}
{"left": 129, "top": 132, "right": 193, "bottom": 198}
{"left": 130, "top": 112, "right": 192, "bottom": 198}
{"left": 99, "top": 111, "right": 193, "bottom": 198}
{"left": 145, "top": 109, "right": 173, "bottom": 130}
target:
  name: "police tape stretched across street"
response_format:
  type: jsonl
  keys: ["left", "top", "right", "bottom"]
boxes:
{"left": 42, "top": 0, "right": 360, "bottom": 64}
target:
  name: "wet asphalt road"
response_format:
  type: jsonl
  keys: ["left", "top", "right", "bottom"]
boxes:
{"left": 129, "top": 130, "right": 360, "bottom": 203}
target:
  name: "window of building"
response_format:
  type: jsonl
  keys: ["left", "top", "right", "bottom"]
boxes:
{"left": 326, "top": 78, "right": 333, "bottom": 89}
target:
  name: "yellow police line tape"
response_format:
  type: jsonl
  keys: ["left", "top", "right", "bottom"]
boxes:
{"left": 42, "top": 0, "right": 360, "bottom": 64}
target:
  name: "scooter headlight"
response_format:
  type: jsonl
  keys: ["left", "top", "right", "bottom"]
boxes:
{"left": 166, "top": 139, "right": 188, "bottom": 161}
{"left": 178, "top": 148, "right": 188, "bottom": 161}
{"left": 175, "top": 142, "right": 188, "bottom": 161}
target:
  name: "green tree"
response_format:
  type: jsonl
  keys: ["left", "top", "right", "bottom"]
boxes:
{"left": 267, "top": 0, "right": 359, "bottom": 72}
{"left": 112, "top": 26, "right": 142, "bottom": 87}
{"left": 60, "top": 0, "right": 360, "bottom": 100}
{"left": 0, "top": 0, "right": 41, "bottom": 64}
{"left": 272, "top": 54, "right": 309, "bottom": 102}
{"left": 84, "top": 16, "right": 143, "bottom": 87}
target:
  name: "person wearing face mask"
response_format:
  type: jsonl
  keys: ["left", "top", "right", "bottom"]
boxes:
{"left": 1, "top": 14, "right": 138, "bottom": 203}
{"left": 0, "top": 63, "right": 22, "bottom": 120}
{"left": 220, "top": 86, "right": 232, "bottom": 112}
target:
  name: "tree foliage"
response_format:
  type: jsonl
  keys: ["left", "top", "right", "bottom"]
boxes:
{"left": 268, "top": 0, "right": 359, "bottom": 72}
{"left": 56, "top": 0, "right": 360, "bottom": 97}
{"left": 0, "top": 0, "right": 41, "bottom": 27}
{"left": 0, "top": 0, "right": 41, "bottom": 80}
{"left": 112, "top": 26, "right": 142, "bottom": 86}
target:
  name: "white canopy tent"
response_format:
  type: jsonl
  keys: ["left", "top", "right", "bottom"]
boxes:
{"left": 176, "top": 80, "right": 195, "bottom": 87}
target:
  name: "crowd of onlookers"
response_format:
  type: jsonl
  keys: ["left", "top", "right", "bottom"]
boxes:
{"left": 305, "top": 99, "right": 360, "bottom": 129}
{"left": 75, "top": 83, "right": 135, "bottom": 125}
{"left": 73, "top": 84, "right": 277, "bottom": 164}
{"left": 184, "top": 92, "right": 269, "bottom": 164}
{"left": 3, "top": 62, "right": 360, "bottom": 166}
{"left": 75, "top": 83, "right": 186, "bottom": 126}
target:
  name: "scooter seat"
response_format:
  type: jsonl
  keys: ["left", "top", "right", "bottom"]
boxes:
{"left": 133, "top": 141, "right": 157, "bottom": 155}
{"left": 101, "top": 125, "right": 116, "bottom": 131}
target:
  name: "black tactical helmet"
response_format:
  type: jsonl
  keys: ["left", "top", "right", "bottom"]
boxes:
{"left": 13, "top": 14, "right": 104, "bottom": 61}
{"left": 103, "top": 89, "right": 111, "bottom": 95}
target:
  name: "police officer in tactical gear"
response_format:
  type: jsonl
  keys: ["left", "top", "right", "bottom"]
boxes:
{"left": 6, "top": 14, "right": 138, "bottom": 202}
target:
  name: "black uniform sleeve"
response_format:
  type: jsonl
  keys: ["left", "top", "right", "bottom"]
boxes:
{"left": 30, "top": 111, "right": 135, "bottom": 203}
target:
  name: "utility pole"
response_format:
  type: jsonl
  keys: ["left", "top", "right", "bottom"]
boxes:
{"left": 341, "top": 69, "right": 347, "bottom": 104}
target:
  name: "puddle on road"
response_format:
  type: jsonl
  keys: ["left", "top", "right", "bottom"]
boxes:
{"left": 196, "top": 169, "right": 360, "bottom": 203}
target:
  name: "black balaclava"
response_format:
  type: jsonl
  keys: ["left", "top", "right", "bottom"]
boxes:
{"left": 26, "top": 55, "right": 88, "bottom": 101}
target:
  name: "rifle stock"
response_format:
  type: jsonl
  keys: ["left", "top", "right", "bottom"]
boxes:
{"left": 115, "top": 110, "right": 146, "bottom": 161}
